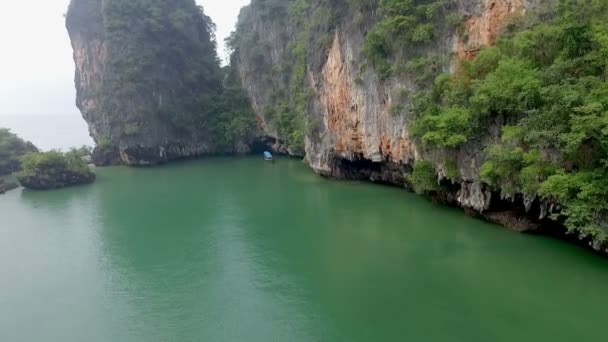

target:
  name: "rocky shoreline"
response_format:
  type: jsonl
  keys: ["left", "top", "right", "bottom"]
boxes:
{"left": 0, "top": 179, "right": 18, "bottom": 194}
{"left": 17, "top": 170, "right": 96, "bottom": 191}
{"left": 310, "top": 153, "right": 607, "bottom": 256}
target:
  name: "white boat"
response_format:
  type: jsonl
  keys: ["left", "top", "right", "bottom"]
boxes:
{"left": 264, "top": 151, "right": 273, "bottom": 161}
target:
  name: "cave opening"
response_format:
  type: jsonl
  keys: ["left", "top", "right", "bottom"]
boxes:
{"left": 250, "top": 136, "right": 277, "bottom": 154}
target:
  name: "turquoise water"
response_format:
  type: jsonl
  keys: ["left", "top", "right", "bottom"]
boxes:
{"left": 1, "top": 157, "right": 606, "bottom": 341}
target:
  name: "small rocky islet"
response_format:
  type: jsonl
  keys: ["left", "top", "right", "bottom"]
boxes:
{"left": 16, "top": 150, "right": 96, "bottom": 190}
{"left": 0, "top": 129, "right": 96, "bottom": 192}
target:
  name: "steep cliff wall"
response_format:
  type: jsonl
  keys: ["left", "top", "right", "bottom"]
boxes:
{"left": 232, "top": 0, "right": 536, "bottom": 207}
{"left": 232, "top": 0, "right": 608, "bottom": 253}
{"left": 304, "top": 1, "right": 532, "bottom": 205}
{"left": 66, "top": 0, "right": 253, "bottom": 165}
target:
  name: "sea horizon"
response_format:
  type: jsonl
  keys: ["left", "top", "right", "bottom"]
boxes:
{"left": 0, "top": 113, "right": 94, "bottom": 151}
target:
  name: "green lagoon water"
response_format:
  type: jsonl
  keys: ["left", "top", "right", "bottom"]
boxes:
{"left": 1, "top": 157, "right": 607, "bottom": 341}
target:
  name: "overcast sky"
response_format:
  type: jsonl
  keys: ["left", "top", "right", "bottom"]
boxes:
{"left": 0, "top": 0, "right": 250, "bottom": 117}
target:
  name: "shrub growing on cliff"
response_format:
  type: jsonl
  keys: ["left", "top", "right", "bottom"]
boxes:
{"left": 412, "top": 106, "right": 474, "bottom": 147}
{"left": 408, "top": 160, "right": 439, "bottom": 195}
{"left": 208, "top": 65, "right": 257, "bottom": 151}
{"left": 0, "top": 128, "right": 38, "bottom": 175}
{"left": 540, "top": 170, "right": 608, "bottom": 243}
{"left": 17, "top": 151, "right": 95, "bottom": 190}
{"left": 363, "top": 0, "right": 454, "bottom": 78}
{"left": 470, "top": 59, "right": 542, "bottom": 117}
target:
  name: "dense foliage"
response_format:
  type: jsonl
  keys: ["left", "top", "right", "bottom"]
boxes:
{"left": 208, "top": 64, "right": 258, "bottom": 151}
{"left": 363, "top": 0, "right": 456, "bottom": 79}
{"left": 407, "top": 0, "right": 608, "bottom": 242}
{"left": 17, "top": 151, "right": 96, "bottom": 190}
{"left": 0, "top": 128, "right": 38, "bottom": 175}
{"left": 408, "top": 160, "right": 439, "bottom": 195}
{"left": 101, "top": 0, "right": 223, "bottom": 135}
{"left": 67, "top": 0, "right": 256, "bottom": 157}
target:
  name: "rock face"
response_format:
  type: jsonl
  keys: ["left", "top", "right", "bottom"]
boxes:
{"left": 233, "top": 0, "right": 545, "bottom": 229}
{"left": 17, "top": 151, "right": 97, "bottom": 190}
{"left": 18, "top": 170, "right": 96, "bottom": 191}
{"left": 66, "top": 0, "right": 229, "bottom": 165}
{"left": 0, "top": 180, "right": 18, "bottom": 194}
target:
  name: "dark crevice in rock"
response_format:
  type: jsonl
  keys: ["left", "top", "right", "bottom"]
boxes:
{"left": 92, "top": 145, "right": 122, "bottom": 166}
{"left": 251, "top": 136, "right": 304, "bottom": 158}
{"left": 429, "top": 180, "right": 461, "bottom": 206}
{"left": 482, "top": 193, "right": 541, "bottom": 232}
{"left": 328, "top": 155, "right": 411, "bottom": 187}
{"left": 251, "top": 136, "right": 279, "bottom": 154}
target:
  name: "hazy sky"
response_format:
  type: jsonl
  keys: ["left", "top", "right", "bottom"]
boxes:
{"left": 0, "top": 0, "right": 250, "bottom": 117}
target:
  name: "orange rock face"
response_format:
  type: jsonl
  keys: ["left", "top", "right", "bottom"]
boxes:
{"left": 313, "top": 1, "right": 529, "bottom": 166}
{"left": 321, "top": 34, "right": 364, "bottom": 156}
{"left": 456, "top": 0, "right": 526, "bottom": 60}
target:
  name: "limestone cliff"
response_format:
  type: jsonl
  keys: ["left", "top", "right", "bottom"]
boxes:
{"left": 231, "top": 0, "right": 597, "bottom": 247}
{"left": 66, "top": 0, "right": 250, "bottom": 165}
{"left": 233, "top": 1, "right": 534, "bottom": 200}
{"left": 303, "top": 1, "right": 535, "bottom": 210}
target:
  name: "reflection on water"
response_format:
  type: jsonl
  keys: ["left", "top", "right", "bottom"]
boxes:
{"left": 1, "top": 157, "right": 608, "bottom": 342}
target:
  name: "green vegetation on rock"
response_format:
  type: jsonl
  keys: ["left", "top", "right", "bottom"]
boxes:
{"left": 208, "top": 65, "right": 258, "bottom": 151}
{"left": 0, "top": 128, "right": 38, "bottom": 175}
{"left": 100, "top": 0, "right": 223, "bottom": 132}
{"left": 407, "top": 0, "right": 608, "bottom": 242}
{"left": 17, "top": 151, "right": 96, "bottom": 190}
{"left": 91, "top": 138, "right": 121, "bottom": 166}
{"left": 67, "top": 0, "right": 256, "bottom": 164}
{"left": 408, "top": 160, "right": 439, "bottom": 195}
{"left": 363, "top": 0, "right": 455, "bottom": 80}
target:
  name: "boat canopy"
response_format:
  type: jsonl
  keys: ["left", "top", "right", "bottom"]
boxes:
{"left": 264, "top": 151, "right": 273, "bottom": 159}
